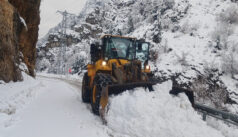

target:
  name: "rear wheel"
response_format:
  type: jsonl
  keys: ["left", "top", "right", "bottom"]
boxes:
{"left": 82, "top": 72, "right": 90, "bottom": 103}
{"left": 91, "top": 73, "right": 112, "bottom": 115}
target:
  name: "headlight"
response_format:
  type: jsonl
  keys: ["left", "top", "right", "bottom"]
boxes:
{"left": 102, "top": 61, "right": 107, "bottom": 66}
{"left": 145, "top": 65, "right": 150, "bottom": 70}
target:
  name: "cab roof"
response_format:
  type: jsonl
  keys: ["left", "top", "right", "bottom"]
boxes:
{"left": 100, "top": 34, "right": 136, "bottom": 40}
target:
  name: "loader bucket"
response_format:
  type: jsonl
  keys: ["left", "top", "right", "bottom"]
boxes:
{"left": 108, "top": 82, "right": 156, "bottom": 95}
{"left": 100, "top": 85, "right": 109, "bottom": 124}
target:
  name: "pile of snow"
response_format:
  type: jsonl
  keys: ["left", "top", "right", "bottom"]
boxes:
{"left": 106, "top": 81, "right": 224, "bottom": 137}
{"left": 0, "top": 73, "right": 43, "bottom": 128}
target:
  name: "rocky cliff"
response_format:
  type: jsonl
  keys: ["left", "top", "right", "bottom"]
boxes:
{"left": 0, "top": 0, "right": 41, "bottom": 82}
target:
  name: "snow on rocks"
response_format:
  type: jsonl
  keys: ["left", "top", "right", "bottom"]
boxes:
{"left": 19, "top": 16, "right": 28, "bottom": 31}
{"left": 106, "top": 81, "right": 224, "bottom": 137}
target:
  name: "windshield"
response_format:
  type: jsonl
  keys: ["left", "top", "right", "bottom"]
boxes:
{"left": 104, "top": 37, "right": 135, "bottom": 60}
{"left": 136, "top": 42, "right": 149, "bottom": 65}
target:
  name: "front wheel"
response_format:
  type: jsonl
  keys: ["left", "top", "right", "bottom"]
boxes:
{"left": 82, "top": 72, "right": 90, "bottom": 103}
{"left": 90, "top": 73, "right": 112, "bottom": 115}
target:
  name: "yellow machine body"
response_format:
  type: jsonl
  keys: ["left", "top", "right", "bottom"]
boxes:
{"left": 82, "top": 35, "right": 153, "bottom": 119}
{"left": 87, "top": 58, "right": 151, "bottom": 88}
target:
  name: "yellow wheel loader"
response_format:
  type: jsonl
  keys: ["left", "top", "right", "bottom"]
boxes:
{"left": 81, "top": 35, "right": 155, "bottom": 117}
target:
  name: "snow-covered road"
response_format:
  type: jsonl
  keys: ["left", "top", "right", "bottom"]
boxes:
{"left": 0, "top": 76, "right": 109, "bottom": 137}
{"left": 1, "top": 74, "right": 238, "bottom": 137}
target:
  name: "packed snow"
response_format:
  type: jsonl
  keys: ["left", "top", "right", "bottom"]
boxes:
{"left": 0, "top": 74, "right": 109, "bottom": 137}
{"left": 1, "top": 75, "right": 238, "bottom": 137}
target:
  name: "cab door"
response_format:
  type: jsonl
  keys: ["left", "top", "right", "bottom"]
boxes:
{"left": 136, "top": 42, "right": 150, "bottom": 68}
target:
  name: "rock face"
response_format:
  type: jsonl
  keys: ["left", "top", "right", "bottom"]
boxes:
{"left": 9, "top": 0, "right": 41, "bottom": 77}
{"left": 0, "top": 0, "right": 22, "bottom": 82}
{"left": 0, "top": 0, "right": 41, "bottom": 82}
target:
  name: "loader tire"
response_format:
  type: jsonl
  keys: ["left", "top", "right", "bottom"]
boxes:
{"left": 91, "top": 73, "right": 112, "bottom": 115}
{"left": 82, "top": 72, "right": 90, "bottom": 103}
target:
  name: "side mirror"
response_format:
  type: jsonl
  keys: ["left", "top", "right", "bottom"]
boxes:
{"left": 95, "top": 42, "right": 102, "bottom": 50}
{"left": 138, "top": 43, "right": 142, "bottom": 51}
{"left": 90, "top": 43, "right": 102, "bottom": 63}
{"left": 90, "top": 43, "right": 102, "bottom": 52}
{"left": 90, "top": 43, "right": 96, "bottom": 54}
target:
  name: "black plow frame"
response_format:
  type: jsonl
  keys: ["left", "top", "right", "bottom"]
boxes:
{"left": 108, "top": 82, "right": 156, "bottom": 95}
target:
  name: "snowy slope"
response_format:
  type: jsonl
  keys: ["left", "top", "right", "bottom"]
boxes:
{"left": 152, "top": 0, "right": 238, "bottom": 111}
{"left": 37, "top": 0, "right": 238, "bottom": 112}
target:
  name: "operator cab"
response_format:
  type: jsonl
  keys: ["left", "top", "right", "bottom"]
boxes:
{"left": 90, "top": 35, "right": 137, "bottom": 63}
{"left": 101, "top": 35, "right": 136, "bottom": 61}
{"left": 90, "top": 35, "right": 150, "bottom": 70}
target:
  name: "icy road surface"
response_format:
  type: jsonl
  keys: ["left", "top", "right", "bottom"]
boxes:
{"left": 0, "top": 76, "right": 109, "bottom": 137}
{"left": 0, "top": 74, "right": 237, "bottom": 137}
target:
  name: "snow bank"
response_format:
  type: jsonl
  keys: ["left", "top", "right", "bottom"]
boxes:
{"left": 106, "top": 81, "right": 224, "bottom": 137}
{"left": 0, "top": 73, "right": 43, "bottom": 128}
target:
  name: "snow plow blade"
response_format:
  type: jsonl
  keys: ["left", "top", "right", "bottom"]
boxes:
{"left": 108, "top": 82, "right": 155, "bottom": 95}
